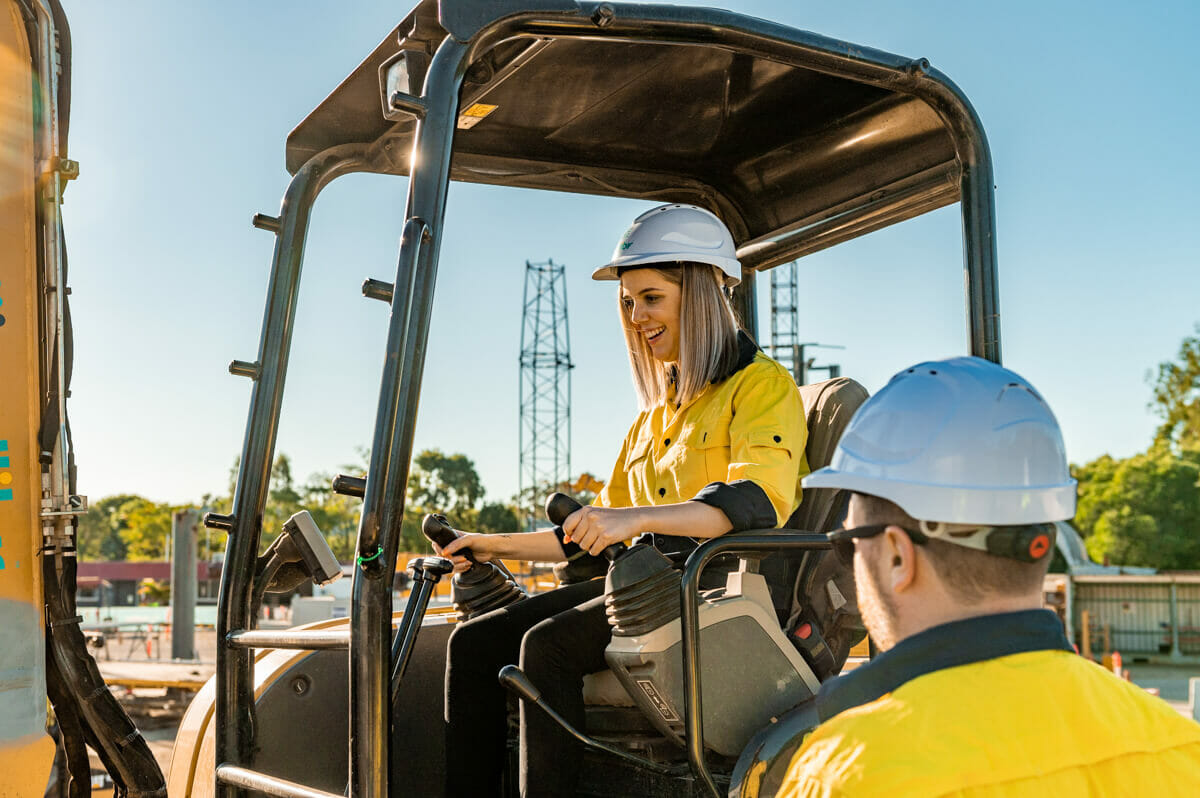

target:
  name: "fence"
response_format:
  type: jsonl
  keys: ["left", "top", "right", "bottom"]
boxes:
{"left": 1070, "top": 574, "right": 1200, "bottom": 661}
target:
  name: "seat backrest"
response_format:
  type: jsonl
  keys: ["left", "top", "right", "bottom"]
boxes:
{"left": 786, "top": 376, "right": 869, "bottom": 533}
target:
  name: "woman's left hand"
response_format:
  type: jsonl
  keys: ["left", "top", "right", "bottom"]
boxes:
{"left": 562, "top": 506, "right": 645, "bottom": 556}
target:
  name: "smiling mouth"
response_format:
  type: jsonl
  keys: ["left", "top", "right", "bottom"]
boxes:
{"left": 645, "top": 325, "right": 666, "bottom": 343}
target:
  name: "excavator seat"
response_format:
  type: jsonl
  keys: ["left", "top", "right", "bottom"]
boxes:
{"left": 581, "top": 376, "right": 869, "bottom": 715}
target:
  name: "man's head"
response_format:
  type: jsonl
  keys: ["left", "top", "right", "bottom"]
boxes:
{"left": 844, "top": 491, "right": 1056, "bottom": 649}
{"left": 804, "top": 357, "right": 1076, "bottom": 649}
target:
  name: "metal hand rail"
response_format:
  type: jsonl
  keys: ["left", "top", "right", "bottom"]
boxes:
{"left": 679, "top": 533, "right": 832, "bottom": 798}
{"left": 214, "top": 144, "right": 371, "bottom": 798}
{"left": 226, "top": 630, "right": 351, "bottom": 651}
{"left": 215, "top": 764, "right": 343, "bottom": 798}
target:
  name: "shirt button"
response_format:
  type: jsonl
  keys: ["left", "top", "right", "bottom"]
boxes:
{"left": 664, "top": 438, "right": 671, "bottom": 446}
{"left": 658, "top": 488, "right": 666, "bottom": 497}
{"left": 773, "top": 435, "right": 782, "bottom": 443}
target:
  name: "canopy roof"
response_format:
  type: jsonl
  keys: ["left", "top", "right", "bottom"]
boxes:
{"left": 287, "top": 1, "right": 975, "bottom": 272}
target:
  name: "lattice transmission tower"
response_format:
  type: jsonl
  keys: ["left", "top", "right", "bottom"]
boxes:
{"left": 769, "top": 260, "right": 801, "bottom": 383}
{"left": 519, "top": 259, "right": 574, "bottom": 532}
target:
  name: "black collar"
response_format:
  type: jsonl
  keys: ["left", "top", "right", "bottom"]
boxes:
{"left": 714, "top": 330, "right": 759, "bottom": 383}
{"left": 816, "top": 609, "right": 1073, "bottom": 722}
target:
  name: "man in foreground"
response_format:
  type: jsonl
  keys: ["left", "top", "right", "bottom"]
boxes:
{"left": 780, "top": 356, "right": 1200, "bottom": 796}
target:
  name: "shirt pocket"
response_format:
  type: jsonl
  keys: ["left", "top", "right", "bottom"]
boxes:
{"left": 745, "top": 429, "right": 795, "bottom": 459}
{"left": 681, "top": 423, "right": 731, "bottom": 485}
{"left": 623, "top": 434, "right": 654, "bottom": 496}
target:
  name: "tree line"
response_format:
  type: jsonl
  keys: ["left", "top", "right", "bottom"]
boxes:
{"left": 76, "top": 449, "right": 555, "bottom": 564}
{"left": 1073, "top": 324, "right": 1200, "bottom": 569}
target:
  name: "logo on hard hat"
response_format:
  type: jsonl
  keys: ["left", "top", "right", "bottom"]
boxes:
{"left": 1029, "top": 533, "right": 1051, "bottom": 560}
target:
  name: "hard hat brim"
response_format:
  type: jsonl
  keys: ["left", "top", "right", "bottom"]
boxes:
{"left": 803, "top": 466, "right": 1078, "bottom": 526}
{"left": 592, "top": 253, "right": 742, "bottom": 287}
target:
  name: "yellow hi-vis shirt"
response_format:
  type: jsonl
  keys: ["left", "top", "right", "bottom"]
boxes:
{"left": 780, "top": 609, "right": 1200, "bottom": 798}
{"left": 595, "top": 333, "right": 808, "bottom": 528}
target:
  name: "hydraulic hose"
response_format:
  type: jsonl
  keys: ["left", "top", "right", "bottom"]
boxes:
{"left": 43, "top": 553, "right": 166, "bottom": 797}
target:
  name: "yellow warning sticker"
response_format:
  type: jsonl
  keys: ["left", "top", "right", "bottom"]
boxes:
{"left": 457, "top": 103, "right": 498, "bottom": 130}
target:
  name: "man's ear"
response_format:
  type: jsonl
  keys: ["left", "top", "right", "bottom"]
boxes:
{"left": 883, "top": 525, "right": 917, "bottom": 593}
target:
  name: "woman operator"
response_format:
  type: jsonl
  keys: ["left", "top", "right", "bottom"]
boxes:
{"left": 438, "top": 203, "right": 809, "bottom": 797}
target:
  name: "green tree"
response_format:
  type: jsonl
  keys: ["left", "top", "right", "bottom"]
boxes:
{"left": 477, "top": 501, "right": 519, "bottom": 535}
{"left": 511, "top": 477, "right": 598, "bottom": 533}
{"left": 407, "top": 449, "right": 484, "bottom": 527}
{"left": 76, "top": 494, "right": 141, "bottom": 561}
{"left": 302, "top": 470, "right": 365, "bottom": 563}
{"left": 1073, "top": 447, "right": 1200, "bottom": 569}
{"left": 263, "top": 454, "right": 304, "bottom": 542}
{"left": 1151, "top": 323, "right": 1200, "bottom": 452}
{"left": 119, "top": 497, "right": 174, "bottom": 560}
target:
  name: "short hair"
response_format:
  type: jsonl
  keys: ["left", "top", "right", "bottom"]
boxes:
{"left": 853, "top": 493, "right": 1049, "bottom": 603}
{"left": 620, "top": 263, "right": 740, "bottom": 409}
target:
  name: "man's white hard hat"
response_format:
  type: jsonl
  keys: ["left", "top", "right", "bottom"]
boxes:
{"left": 593, "top": 203, "right": 741, "bottom": 287}
{"left": 804, "top": 357, "right": 1077, "bottom": 526}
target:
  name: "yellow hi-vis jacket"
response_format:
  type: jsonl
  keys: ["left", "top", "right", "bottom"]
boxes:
{"left": 595, "top": 332, "right": 808, "bottom": 532}
{"left": 780, "top": 609, "right": 1200, "bottom": 797}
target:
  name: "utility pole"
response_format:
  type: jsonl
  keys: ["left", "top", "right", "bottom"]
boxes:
{"left": 171, "top": 509, "right": 198, "bottom": 660}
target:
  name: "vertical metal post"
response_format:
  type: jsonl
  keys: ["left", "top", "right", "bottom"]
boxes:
{"left": 918, "top": 70, "right": 1001, "bottom": 363}
{"left": 349, "top": 37, "right": 469, "bottom": 798}
{"left": 732, "top": 268, "right": 757, "bottom": 339}
{"left": 215, "top": 146, "right": 368, "bottom": 798}
{"left": 1170, "top": 581, "right": 1182, "bottom": 660}
{"left": 1062, "top": 574, "right": 1075, "bottom": 647}
{"left": 959, "top": 145, "right": 1000, "bottom": 363}
{"left": 171, "top": 509, "right": 197, "bottom": 660}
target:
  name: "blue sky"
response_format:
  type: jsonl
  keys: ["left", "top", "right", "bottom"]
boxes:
{"left": 59, "top": 1, "right": 1199, "bottom": 507}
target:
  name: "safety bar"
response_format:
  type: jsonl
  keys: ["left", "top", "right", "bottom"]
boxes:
{"left": 226, "top": 630, "right": 351, "bottom": 651}
{"left": 215, "top": 144, "right": 371, "bottom": 798}
{"left": 215, "top": 764, "right": 342, "bottom": 798}
{"left": 348, "top": 35, "right": 468, "bottom": 798}
{"left": 679, "top": 533, "right": 832, "bottom": 798}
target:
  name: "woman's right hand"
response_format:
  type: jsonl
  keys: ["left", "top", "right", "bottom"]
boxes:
{"left": 438, "top": 533, "right": 500, "bottom": 574}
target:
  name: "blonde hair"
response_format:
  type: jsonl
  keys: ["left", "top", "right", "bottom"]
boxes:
{"left": 620, "top": 263, "right": 741, "bottom": 409}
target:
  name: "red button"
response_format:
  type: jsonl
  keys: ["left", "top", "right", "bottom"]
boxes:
{"left": 795, "top": 623, "right": 812, "bottom": 640}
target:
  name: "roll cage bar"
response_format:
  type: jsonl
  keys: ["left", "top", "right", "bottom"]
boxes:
{"left": 212, "top": 2, "right": 1000, "bottom": 796}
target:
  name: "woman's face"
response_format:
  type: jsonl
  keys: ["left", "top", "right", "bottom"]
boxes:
{"left": 620, "top": 268, "right": 682, "bottom": 363}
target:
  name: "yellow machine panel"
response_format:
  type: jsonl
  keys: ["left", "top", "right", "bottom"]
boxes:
{"left": 0, "top": 0, "right": 56, "bottom": 792}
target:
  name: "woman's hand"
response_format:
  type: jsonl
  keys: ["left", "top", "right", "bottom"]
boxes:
{"left": 437, "top": 534, "right": 502, "bottom": 574}
{"left": 562, "top": 506, "right": 645, "bottom": 557}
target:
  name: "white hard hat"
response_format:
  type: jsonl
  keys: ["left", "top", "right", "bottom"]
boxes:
{"left": 593, "top": 203, "right": 742, "bottom": 287}
{"left": 804, "top": 357, "right": 1077, "bottom": 527}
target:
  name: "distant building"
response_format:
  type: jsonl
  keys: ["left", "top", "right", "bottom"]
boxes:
{"left": 76, "top": 560, "right": 221, "bottom": 607}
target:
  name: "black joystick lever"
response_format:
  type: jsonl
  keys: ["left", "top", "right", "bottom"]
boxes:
{"left": 544, "top": 493, "right": 626, "bottom": 562}
{"left": 422, "top": 513, "right": 478, "bottom": 565}
{"left": 545, "top": 493, "right": 682, "bottom": 636}
{"left": 420, "top": 514, "right": 524, "bottom": 619}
